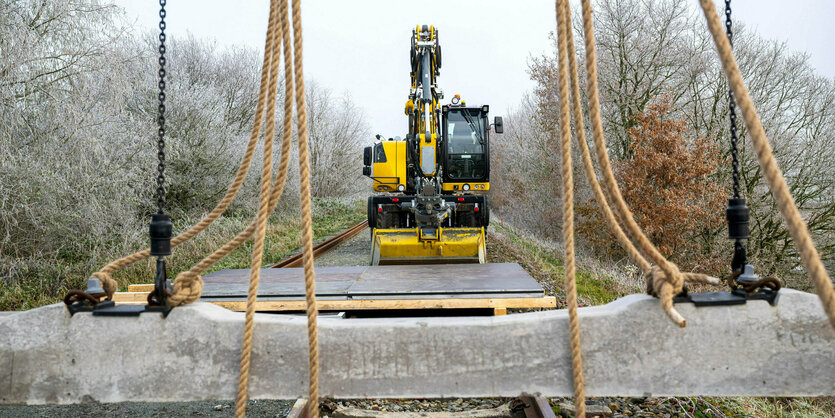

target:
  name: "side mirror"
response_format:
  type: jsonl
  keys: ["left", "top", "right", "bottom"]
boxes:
{"left": 362, "top": 166, "right": 371, "bottom": 176}
{"left": 375, "top": 134, "right": 382, "bottom": 140}
{"left": 494, "top": 116, "right": 504, "bottom": 134}
{"left": 363, "top": 146, "right": 372, "bottom": 166}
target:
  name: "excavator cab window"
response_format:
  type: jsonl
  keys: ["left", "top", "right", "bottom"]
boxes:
{"left": 373, "top": 142, "right": 387, "bottom": 163}
{"left": 443, "top": 108, "right": 489, "bottom": 181}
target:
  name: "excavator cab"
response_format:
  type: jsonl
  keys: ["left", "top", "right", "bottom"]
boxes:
{"left": 440, "top": 102, "right": 502, "bottom": 193}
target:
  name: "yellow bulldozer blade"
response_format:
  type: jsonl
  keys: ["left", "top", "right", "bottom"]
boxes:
{"left": 371, "top": 227, "right": 486, "bottom": 265}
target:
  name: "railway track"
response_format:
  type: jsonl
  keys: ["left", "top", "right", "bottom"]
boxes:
{"left": 270, "top": 219, "right": 368, "bottom": 268}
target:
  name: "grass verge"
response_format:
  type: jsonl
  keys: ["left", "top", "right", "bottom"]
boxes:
{"left": 489, "top": 222, "right": 637, "bottom": 305}
{"left": 0, "top": 198, "right": 365, "bottom": 310}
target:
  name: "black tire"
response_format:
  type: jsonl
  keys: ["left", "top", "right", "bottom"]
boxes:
{"left": 367, "top": 196, "right": 376, "bottom": 228}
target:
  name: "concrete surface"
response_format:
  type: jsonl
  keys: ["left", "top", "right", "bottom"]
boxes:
{"left": 1, "top": 289, "right": 833, "bottom": 404}
{"left": 0, "top": 399, "right": 294, "bottom": 417}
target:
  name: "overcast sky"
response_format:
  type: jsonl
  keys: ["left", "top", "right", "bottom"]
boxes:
{"left": 114, "top": 0, "right": 835, "bottom": 140}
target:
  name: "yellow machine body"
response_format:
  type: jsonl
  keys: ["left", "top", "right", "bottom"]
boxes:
{"left": 371, "top": 227, "right": 486, "bottom": 265}
{"left": 371, "top": 141, "right": 407, "bottom": 193}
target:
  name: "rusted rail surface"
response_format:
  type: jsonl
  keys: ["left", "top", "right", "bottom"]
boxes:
{"left": 270, "top": 220, "right": 368, "bottom": 268}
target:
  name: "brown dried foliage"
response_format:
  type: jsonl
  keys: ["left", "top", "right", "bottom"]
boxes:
{"left": 579, "top": 97, "right": 726, "bottom": 273}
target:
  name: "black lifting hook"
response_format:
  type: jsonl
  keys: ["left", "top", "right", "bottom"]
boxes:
{"left": 726, "top": 197, "right": 749, "bottom": 273}
{"left": 65, "top": 216, "right": 175, "bottom": 317}
{"left": 148, "top": 213, "right": 173, "bottom": 306}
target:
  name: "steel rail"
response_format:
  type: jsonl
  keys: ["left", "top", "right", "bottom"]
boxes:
{"left": 270, "top": 220, "right": 368, "bottom": 268}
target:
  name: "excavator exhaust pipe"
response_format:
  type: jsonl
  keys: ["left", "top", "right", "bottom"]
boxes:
{"left": 371, "top": 227, "right": 485, "bottom": 266}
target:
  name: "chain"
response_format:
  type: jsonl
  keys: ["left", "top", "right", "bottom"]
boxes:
{"left": 725, "top": 0, "right": 748, "bottom": 273}
{"left": 156, "top": 0, "right": 168, "bottom": 214}
{"left": 725, "top": 0, "right": 740, "bottom": 199}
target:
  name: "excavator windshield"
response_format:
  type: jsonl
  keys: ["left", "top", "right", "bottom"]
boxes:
{"left": 445, "top": 108, "right": 487, "bottom": 180}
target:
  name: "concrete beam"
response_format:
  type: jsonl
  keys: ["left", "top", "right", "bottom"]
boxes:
{"left": 1, "top": 289, "right": 833, "bottom": 404}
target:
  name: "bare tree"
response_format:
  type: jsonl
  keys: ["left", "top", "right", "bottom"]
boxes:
{"left": 492, "top": 0, "right": 835, "bottom": 283}
{"left": 305, "top": 80, "right": 370, "bottom": 199}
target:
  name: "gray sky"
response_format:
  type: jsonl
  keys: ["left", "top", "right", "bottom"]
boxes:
{"left": 114, "top": 0, "right": 835, "bottom": 139}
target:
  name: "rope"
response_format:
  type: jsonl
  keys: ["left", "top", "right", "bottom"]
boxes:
{"left": 229, "top": 0, "right": 297, "bottom": 414}
{"left": 560, "top": 0, "right": 651, "bottom": 275}
{"left": 563, "top": 0, "right": 718, "bottom": 309}
{"left": 555, "top": 1, "right": 585, "bottom": 416}
{"left": 577, "top": 0, "right": 697, "bottom": 327}
{"left": 698, "top": 0, "right": 835, "bottom": 328}
{"left": 233, "top": 0, "right": 282, "bottom": 412}
{"left": 725, "top": 271, "right": 782, "bottom": 294}
{"left": 165, "top": 0, "right": 292, "bottom": 307}
{"left": 290, "top": 0, "right": 321, "bottom": 413}
{"left": 91, "top": 0, "right": 281, "bottom": 300}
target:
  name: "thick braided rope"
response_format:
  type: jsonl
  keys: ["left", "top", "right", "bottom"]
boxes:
{"left": 290, "top": 0, "right": 321, "bottom": 415}
{"left": 555, "top": 1, "right": 586, "bottom": 415}
{"left": 560, "top": 0, "right": 651, "bottom": 275}
{"left": 234, "top": 0, "right": 283, "bottom": 415}
{"left": 578, "top": 0, "right": 687, "bottom": 327}
{"left": 92, "top": 4, "right": 279, "bottom": 299}
{"left": 166, "top": 0, "right": 290, "bottom": 308}
{"left": 699, "top": 0, "right": 835, "bottom": 328}
{"left": 562, "top": 2, "right": 720, "bottom": 295}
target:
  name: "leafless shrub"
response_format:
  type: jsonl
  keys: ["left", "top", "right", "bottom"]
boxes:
{"left": 306, "top": 80, "right": 371, "bottom": 199}
{"left": 0, "top": 1, "right": 371, "bottom": 306}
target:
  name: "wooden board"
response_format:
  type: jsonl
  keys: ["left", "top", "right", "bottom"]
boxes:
{"left": 112, "top": 292, "right": 557, "bottom": 311}
{"left": 118, "top": 263, "right": 555, "bottom": 312}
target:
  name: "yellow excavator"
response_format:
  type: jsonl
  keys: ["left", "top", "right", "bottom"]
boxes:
{"left": 362, "top": 25, "right": 503, "bottom": 265}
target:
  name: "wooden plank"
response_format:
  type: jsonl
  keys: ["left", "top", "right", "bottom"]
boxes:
{"left": 112, "top": 292, "right": 557, "bottom": 311}
{"left": 531, "top": 395, "right": 557, "bottom": 418}
{"left": 286, "top": 398, "right": 308, "bottom": 418}
{"left": 210, "top": 297, "right": 557, "bottom": 311}
{"left": 113, "top": 291, "right": 150, "bottom": 302}
{"left": 128, "top": 284, "right": 153, "bottom": 292}
{"left": 494, "top": 308, "right": 507, "bottom": 316}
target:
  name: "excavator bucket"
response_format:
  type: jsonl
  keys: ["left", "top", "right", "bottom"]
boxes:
{"left": 371, "top": 227, "right": 486, "bottom": 265}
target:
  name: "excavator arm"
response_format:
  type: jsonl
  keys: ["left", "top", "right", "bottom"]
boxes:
{"left": 407, "top": 25, "right": 442, "bottom": 178}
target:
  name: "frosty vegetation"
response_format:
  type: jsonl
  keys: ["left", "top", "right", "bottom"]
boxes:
{"left": 491, "top": 0, "right": 835, "bottom": 287}
{"left": 2, "top": 0, "right": 833, "bottom": 307}
{"left": 0, "top": 1, "right": 369, "bottom": 307}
